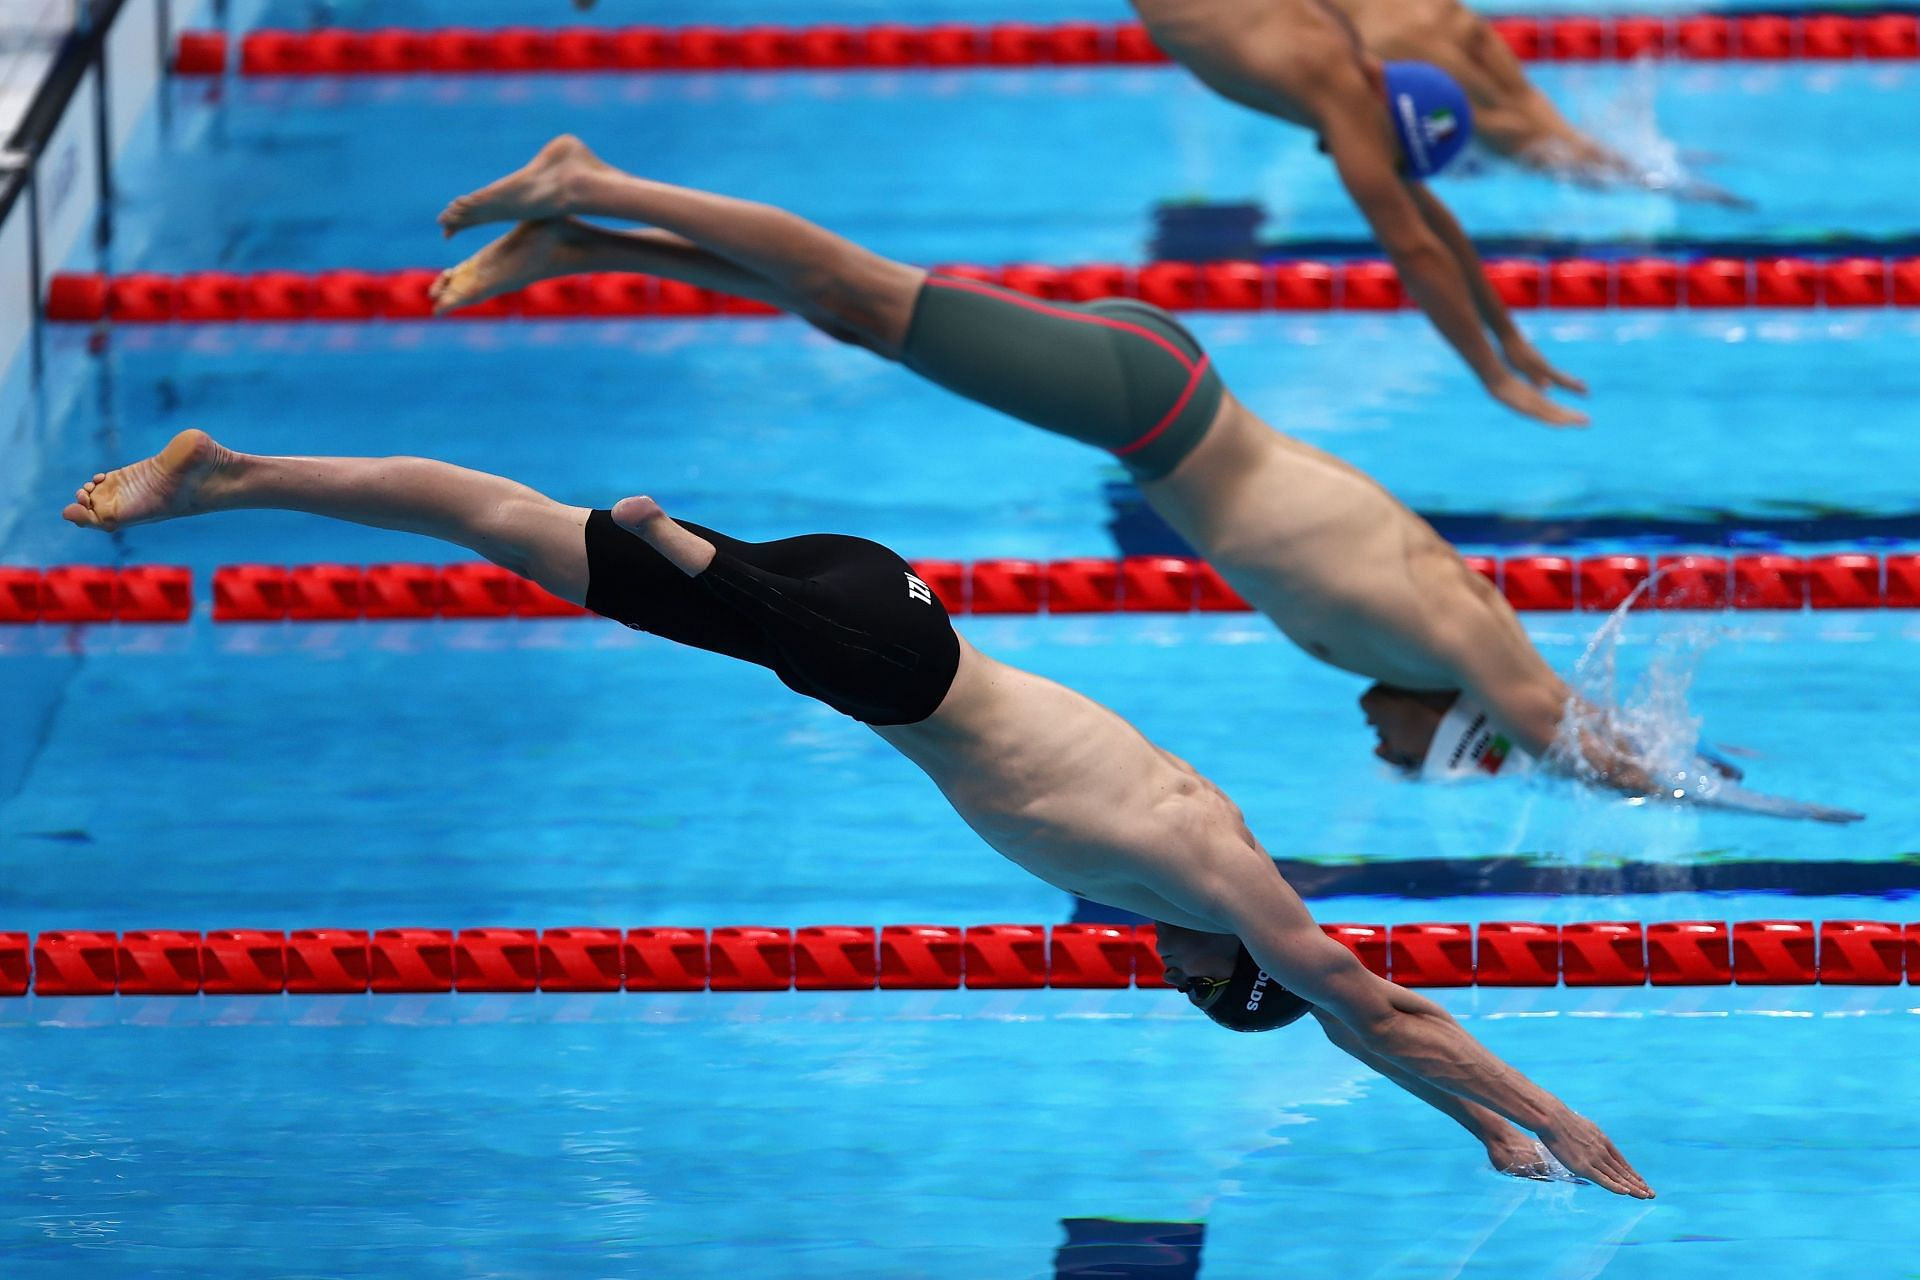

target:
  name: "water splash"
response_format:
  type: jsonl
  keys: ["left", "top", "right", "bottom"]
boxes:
{"left": 1575, "top": 57, "right": 1691, "bottom": 193}
{"left": 1552, "top": 583, "right": 1724, "bottom": 806}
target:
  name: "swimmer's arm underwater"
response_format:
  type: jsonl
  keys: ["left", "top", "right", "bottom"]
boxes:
{"left": 1451, "top": 648, "right": 1864, "bottom": 821}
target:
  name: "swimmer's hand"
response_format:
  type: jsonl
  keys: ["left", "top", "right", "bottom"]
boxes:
{"left": 1488, "top": 373, "right": 1590, "bottom": 429}
{"left": 1488, "top": 1135, "right": 1579, "bottom": 1184}
{"left": 1535, "top": 1112, "right": 1655, "bottom": 1200}
{"left": 1502, "top": 334, "right": 1588, "bottom": 398}
{"left": 1692, "top": 781, "right": 1864, "bottom": 825}
{"left": 1676, "top": 179, "right": 1755, "bottom": 211}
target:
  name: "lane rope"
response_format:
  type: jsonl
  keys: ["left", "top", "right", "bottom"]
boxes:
{"left": 7, "top": 920, "right": 1911, "bottom": 995}
{"left": 2, "top": 552, "right": 1913, "bottom": 623}
{"left": 42, "top": 258, "right": 1920, "bottom": 325}
{"left": 169, "top": 16, "right": 1920, "bottom": 78}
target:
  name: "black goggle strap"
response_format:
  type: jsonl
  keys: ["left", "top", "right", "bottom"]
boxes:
{"left": 1177, "top": 974, "right": 1229, "bottom": 1007}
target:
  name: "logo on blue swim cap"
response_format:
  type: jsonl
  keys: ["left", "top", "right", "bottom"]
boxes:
{"left": 1383, "top": 61, "right": 1474, "bottom": 179}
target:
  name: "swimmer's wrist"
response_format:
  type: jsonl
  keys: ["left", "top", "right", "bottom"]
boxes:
{"left": 1530, "top": 1104, "right": 1580, "bottom": 1144}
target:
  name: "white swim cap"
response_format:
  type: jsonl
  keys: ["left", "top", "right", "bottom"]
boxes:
{"left": 1420, "top": 696, "right": 1520, "bottom": 781}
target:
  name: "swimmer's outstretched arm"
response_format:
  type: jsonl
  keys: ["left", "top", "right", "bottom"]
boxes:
{"left": 1310, "top": 1009, "right": 1567, "bottom": 1179}
{"left": 60, "top": 429, "right": 594, "bottom": 606}
{"left": 1318, "top": 106, "right": 1586, "bottom": 428}
{"left": 1402, "top": 184, "right": 1586, "bottom": 401}
{"left": 1147, "top": 852, "right": 1653, "bottom": 1197}
{"left": 1472, "top": 89, "right": 1752, "bottom": 206}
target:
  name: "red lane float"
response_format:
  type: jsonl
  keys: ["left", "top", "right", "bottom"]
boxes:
{"left": 962, "top": 924, "right": 1049, "bottom": 988}
{"left": 1886, "top": 553, "right": 1920, "bottom": 607}
{"left": 4, "top": 921, "right": 1914, "bottom": 994}
{"left": 180, "top": 16, "right": 1920, "bottom": 77}
{"left": 39, "top": 566, "right": 117, "bottom": 623}
{"left": 538, "top": 927, "right": 624, "bottom": 991}
{"left": 1049, "top": 923, "right": 1136, "bottom": 987}
{"left": 455, "top": 927, "right": 539, "bottom": 992}
{"left": 1647, "top": 920, "right": 1732, "bottom": 985}
{"left": 33, "top": 931, "right": 118, "bottom": 996}
{"left": 0, "top": 569, "right": 41, "bottom": 622}
{"left": 708, "top": 926, "right": 793, "bottom": 991}
{"left": 1808, "top": 554, "right": 1882, "bottom": 608}
{"left": 1502, "top": 555, "right": 1576, "bottom": 612}
{"left": 0, "top": 567, "right": 194, "bottom": 624}
{"left": 0, "top": 933, "right": 29, "bottom": 997}
{"left": 1475, "top": 922, "right": 1560, "bottom": 986}
{"left": 880, "top": 925, "right": 963, "bottom": 989}
{"left": 45, "top": 257, "right": 1920, "bottom": 325}
{"left": 1819, "top": 920, "right": 1903, "bottom": 985}
{"left": 1389, "top": 923, "right": 1474, "bottom": 987}
{"left": 286, "top": 928, "right": 371, "bottom": 993}
{"left": 1732, "top": 919, "right": 1817, "bottom": 984}
{"left": 202, "top": 930, "right": 287, "bottom": 994}
{"left": 624, "top": 926, "right": 708, "bottom": 991}
{"left": 118, "top": 930, "right": 203, "bottom": 995}
{"left": 1562, "top": 921, "right": 1646, "bottom": 986}
{"left": 795, "top": 925, "right": 878, "bottom": 990}
{"left": 13, "top": 555, "right": 1920, "bottom": 624}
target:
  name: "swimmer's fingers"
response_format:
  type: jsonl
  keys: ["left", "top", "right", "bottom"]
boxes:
{"left": 1489, "top": 377, "right": 1590, "bottom": 429}
{"left": 1540, "top": 1120, "right": 1654, "bottom": 1199}
{"left": 1540, "top": 365, "right": 1588, "bottom": 395}
{"left": 1501, "top": 337, "right": 1589, "bottom": 396}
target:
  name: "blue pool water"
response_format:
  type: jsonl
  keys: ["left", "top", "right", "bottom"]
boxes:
{"left": 124, "top": 62, "right": 1919, "bottom": 273}
{"left": 4, "top": 987, "right": 1918, "bottom": 1277}
{"left": 6, "top": 5, "right": 1920, "bottom": 1276}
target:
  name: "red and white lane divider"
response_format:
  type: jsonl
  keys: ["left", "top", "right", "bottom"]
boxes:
{"left": 42, "top": 258, "right": 1920, "bottom": 325}
{"left": 2, "top": 553, "right": 1914, "bottom": 624}
{"left": 6, "top": 919, "right": 1914, "bottom": 996}
{"left": 169, "top": 15, "right": 1920, "bottom": 78}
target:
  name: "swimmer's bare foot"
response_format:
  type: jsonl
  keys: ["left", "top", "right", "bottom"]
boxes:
{"left": 431, "top": 218, "right": 589, "bottom": 316}
{"left": 611, "top": 495, "right": 716, "bottom": 577}
{"left": 62, "top": 428, "right": 236, "bottom": 532}
{"left": 438, "top": 134, "right": 605, "bottom": 236}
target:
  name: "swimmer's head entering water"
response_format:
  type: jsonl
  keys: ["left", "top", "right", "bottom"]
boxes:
{"left": 1359, "top": 684, "right": 1458, "bottom": 771}
{"left": 1361, "top": 686, "right": 1523, "bottom": 780}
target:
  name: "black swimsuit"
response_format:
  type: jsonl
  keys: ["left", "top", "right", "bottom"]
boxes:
{"left": 583, "top": 510, "right": 960, "bottom": 726}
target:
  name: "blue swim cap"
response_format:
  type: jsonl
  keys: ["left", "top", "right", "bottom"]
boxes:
{"left": 1383, "top": 61, "right": 1474, "bottom": 179}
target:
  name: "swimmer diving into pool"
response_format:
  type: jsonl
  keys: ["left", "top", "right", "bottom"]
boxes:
{"left": 63, "top": 428, "right": 1653, "bottom": 1199}
{"left": 1128, "top": 0, "right": 1588, "bottom": 426}
{"left": 1254, "top": 0, "right": 1749, "bottom": 203}
{"left": 430, "top": 139, "right": 1857, "bottom": 822}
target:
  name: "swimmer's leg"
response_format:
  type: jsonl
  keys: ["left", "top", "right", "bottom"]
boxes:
{"left": 63, "top": 429, "right": 592, "bottom": 603}
{"left": 435, "top": 136, "right": 921, "bottom": 355}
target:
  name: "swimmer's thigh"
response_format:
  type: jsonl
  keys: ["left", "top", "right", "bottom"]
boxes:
{"left": 582, "top": 510, "right": 780, "bottom": 667}
{"left": 898, "top": 277, "right": 1224, "bottom": 479}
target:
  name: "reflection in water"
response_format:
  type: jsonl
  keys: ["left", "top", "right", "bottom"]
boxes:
{"left": 1054, "top": 1218, "right": 1204, "bottom": 1278}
